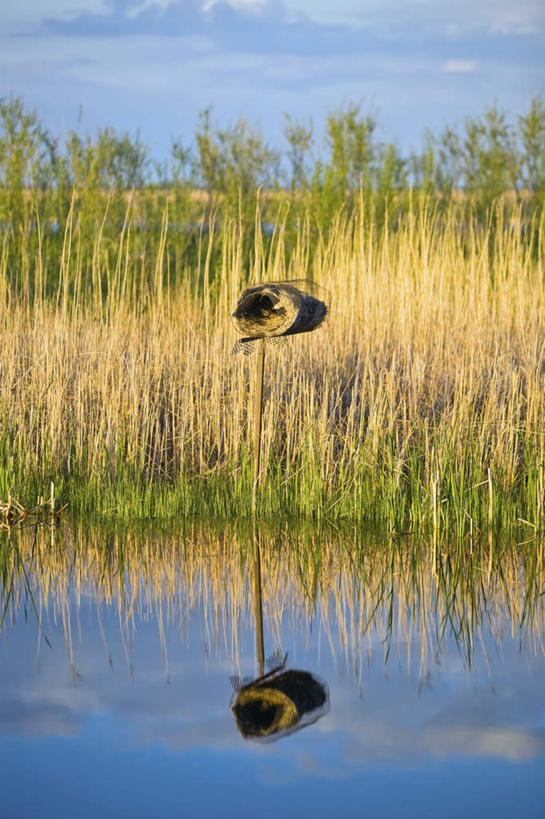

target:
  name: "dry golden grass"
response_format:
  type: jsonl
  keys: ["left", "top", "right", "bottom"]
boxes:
{"left": 0, "top": 197, "right": 544, "bottom": 527}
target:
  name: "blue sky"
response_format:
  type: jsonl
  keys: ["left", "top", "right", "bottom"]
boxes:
{"left": 1, "top": 1, "right": 544, "bottom": 158}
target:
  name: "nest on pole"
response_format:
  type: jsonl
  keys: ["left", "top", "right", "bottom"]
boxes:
{"left": 232, "top": 280, "right": 327, "bottom": 353}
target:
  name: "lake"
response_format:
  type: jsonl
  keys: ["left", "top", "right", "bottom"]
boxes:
{"left": 1, "top": 523, "right": 544, "bottom": 818}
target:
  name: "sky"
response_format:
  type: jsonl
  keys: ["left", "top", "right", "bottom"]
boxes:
{"left": 1, "top": 0, "right": 544, "bottom": 159}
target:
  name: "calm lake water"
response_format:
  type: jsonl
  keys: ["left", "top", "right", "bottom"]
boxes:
{"left": 1, "top": 524, "right": 544, "bottom": 818}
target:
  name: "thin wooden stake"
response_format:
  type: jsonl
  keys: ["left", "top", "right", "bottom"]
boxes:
{"left": 252, "top": 337, "right": 266, "bottom": 514}
{"left": 487, "top": 469, "right": 494, "bottom": 580}
{"left": 432, "top": 474, "right": 438, "bottom": 572}
{"left": 488, "top": 467, "right": 493, "bottom": 530}
{"left": 253, "top": 526, "right": 265, "bottom": 678}
{"left": 537, "top": 462, "right": 543, "bottom": 522}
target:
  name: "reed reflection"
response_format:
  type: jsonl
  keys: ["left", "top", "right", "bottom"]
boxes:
{"left": 0, "top": 522, "right": 543, "bottom": 686}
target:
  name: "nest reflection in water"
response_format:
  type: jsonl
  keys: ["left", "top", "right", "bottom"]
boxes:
{"left": 232, "top": 667, "right": 329, "bottom": 741}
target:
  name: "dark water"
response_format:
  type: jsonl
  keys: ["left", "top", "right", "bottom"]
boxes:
{"left": 1, "top": 526, "right": 544, "bottom": 818}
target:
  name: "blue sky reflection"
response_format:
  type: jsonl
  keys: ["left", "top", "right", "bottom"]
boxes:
{"left": 1, "top": 578, "right": 544, "bottom": 818}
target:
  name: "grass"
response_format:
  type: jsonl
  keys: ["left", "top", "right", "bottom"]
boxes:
{"left": 0, "top": 193, "right": 544, "bottom": 534}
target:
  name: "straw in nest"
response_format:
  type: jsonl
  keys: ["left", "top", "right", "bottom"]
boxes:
{"left": 232, "top": 685, "right": 299, "bottom": 738}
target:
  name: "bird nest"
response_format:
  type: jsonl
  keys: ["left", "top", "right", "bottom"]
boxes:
{"left": 232, "top": 280, "right": 327, "bottom": 353}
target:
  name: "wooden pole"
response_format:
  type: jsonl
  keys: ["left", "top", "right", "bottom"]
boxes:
{"left": 488, "top": 467, "right": 493, "bottom": 530}
{"left": 432, "top": 473, "right": 438, "bottom": 573}
{"left": 252, "top": 337, "right": 266, "bottom": 514}
{"left": 253, "top": 526, "right": 265, "bottom": 678}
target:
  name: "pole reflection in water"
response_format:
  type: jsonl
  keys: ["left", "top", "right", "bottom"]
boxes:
{"left": 231, "top": 528, "right": 329, "bottom": 741}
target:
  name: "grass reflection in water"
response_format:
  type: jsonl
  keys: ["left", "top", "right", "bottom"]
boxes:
{"left": 1, "top": 521, "right": 543, "bottom": 691}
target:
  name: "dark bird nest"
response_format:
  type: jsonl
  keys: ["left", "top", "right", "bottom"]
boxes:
{"left": 232, "top": 280, "right": 327, "bottom": 353}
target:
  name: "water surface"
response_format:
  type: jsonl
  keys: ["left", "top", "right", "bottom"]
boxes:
{"left": 1, "top": 524, "right": 544, "bottom": 818}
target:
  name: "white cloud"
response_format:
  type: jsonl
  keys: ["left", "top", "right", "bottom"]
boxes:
{"left": 443, "top": 59, "right": 478, "bottom": 74}
{"left": 204, "top": 0, "right": 269, "bottom": 9}
{"left": 0, "top": 1, "right": 105, "bottom": 26}
{"left": 349, "top": 0, "right": 545, "bottom": 35}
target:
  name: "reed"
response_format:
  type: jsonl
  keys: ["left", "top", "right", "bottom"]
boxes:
{"left": 0, "top": 194, "right": 544, "bottom": 533}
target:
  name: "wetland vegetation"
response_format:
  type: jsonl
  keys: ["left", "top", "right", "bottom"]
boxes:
{"left": 1, "top": 73, "right": 544, "bottom": 819}
{"left": 1, "top": 95, "right": 545, "bottom": 533}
